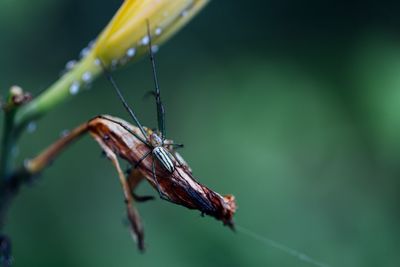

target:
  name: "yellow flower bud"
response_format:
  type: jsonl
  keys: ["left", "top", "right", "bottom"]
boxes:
{"left": 93, "top": 0, "right": 209, "bottom": 68}
{"left": 15, "top": 0, "right": 209, "bottom": 128}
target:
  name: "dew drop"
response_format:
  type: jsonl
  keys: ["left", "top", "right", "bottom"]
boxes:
{"left": 82, "top": 72, "right": 92, "bottom": 83}
{"left": 111, "top": 59, "right": 119, "bottom": 69}
{"left": 155, "top": 27, "right": 162, "bottom": 36}
{"left": 65, "top": 60, "right": 77, "bottom": 70}
{"left": 69, "top": 81, "right": 80, "bottom": 95}
{"left": 80, "top": 47, "right": 90, "bottom": 58}
{"left": 181, "top": 10, "right": 189, "bottom": 17}
{"left": 94, "top": 58, "right": 101, "bottom": 66}
{"left": 60, "top": 129, "right": 70, "bottom": 138}
{"left": 141, "top": 36, "right": 150, "bottom": 46}
{"left": 27, "top": 122, "right": 37, "bottom": 133}
{"left": 126, "top": 48, "right": 136, "bottom": 57}
{"left": 23, "top": 159, "right": 31, "bottom": 168}
{"left": 151, "top": 45, "right": 159, "bottom": 53}
{"left": 88, "top": 39, "right": 96, "bottom": 48}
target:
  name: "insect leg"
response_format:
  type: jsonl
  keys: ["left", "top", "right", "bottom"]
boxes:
{"left": 168, "top": 151, "right": 193, "bottom": 174}
{"left": 127, "top": 150, "right": 154, "bottom": 202}
{"left": 93, "top": 134, "right": 145, "bottom": 251}
{"left": 163, "top": 140, "right": 184, "bottom": 150}
{"left": 171, "top": 143, "right": 184, "bottom": 149}
{"left": 133, "top": 193, "right": 155, "bottom": 202}
{"left": 151, "top": 157, "right": 169, "bottom": 200}
{"left": 146, "top": 20, "right": 166, "bottom": 141}
{"left": 97, "top": 116, "right": 149, "bottom": 146}
{"left": 133, "top": 150, "right": 152, "bottom": 169}
{"left": 127, "top": 168, "right": 154, "bottom": 202}
{"left": 100, "top": 63, "right": 148, "bottom": 139}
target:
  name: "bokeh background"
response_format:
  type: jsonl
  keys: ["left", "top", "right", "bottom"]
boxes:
{"left": 1, "top": 0, "right": 400, "bottom": 266}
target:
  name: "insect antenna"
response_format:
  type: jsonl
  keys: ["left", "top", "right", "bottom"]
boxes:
{"left": 101, "top": 63, "right": 148, "bottom": 140}
{"left": 146, "top": 20, "right": 166, "bottom": 141}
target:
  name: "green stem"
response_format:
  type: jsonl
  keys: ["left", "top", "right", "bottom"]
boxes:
{"left": 1, "top": 51, "right": 102, "bottom": 188}
{"left": 0, "top": 110, "right": 16, "bottom": 181}
{"left": 0, "top": 51, "right": 104, "bottom": 230}
{"left": 14, "top": 52, "right": 102, "bottom": 130}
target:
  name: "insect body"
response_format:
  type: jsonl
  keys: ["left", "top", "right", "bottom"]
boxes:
{"left": 152, "top": 146, "right": 175, "bottom": 173}
{"left": 148, "top": 132, "right": 174, "bottom": 173}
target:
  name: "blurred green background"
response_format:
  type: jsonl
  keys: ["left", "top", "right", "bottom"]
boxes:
{"left": 1, "top": 0, "right": 400, "bottom": 266}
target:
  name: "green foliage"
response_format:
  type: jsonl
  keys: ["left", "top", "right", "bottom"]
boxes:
{"left": 1, "top": 1, "right": 400, "bottom": 267}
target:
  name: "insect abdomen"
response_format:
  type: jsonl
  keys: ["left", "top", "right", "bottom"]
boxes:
{"left": 153, "top": 146, "right": 175, "bottom": 173}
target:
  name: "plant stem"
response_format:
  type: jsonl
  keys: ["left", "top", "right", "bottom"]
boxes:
{"left": 13, "top": 52, "right": 102, "bottom": 130}
{"left": 0, "top": 52, "right": 103, "bottom": 233}
{"left": 0, "top": 110, "right": 16, "bottom": 182}
{"left": 0, "top": 51, "right": 102, "bottom": 203}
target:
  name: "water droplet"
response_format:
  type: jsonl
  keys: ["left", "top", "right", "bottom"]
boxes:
{"left": 181, "top": 10, "right": 189, "bottom": 17}
{"left": 60, "top": 129, "right": 70, "bottom": 137}
{"left": 23, "top": 159, "right": 31, "bottom": 168}
{"left": 80, "top": 47, "right": 90, "bottom": 58}
{"left": 65, "top": 60, "right": 77, "bottom": 70}
{"left": 111, "top": 59, "right": 119, "bottom": 69}
{"left": 151, "top": 45, "right": 159, "bottom": 53}
{"left": 88, "top": 39, "right": 96, "bottom": 48}
{"left": 82, "top": 72, "right": 92, "bottom": 83}
{"left": 155, "top": 27, "right": 162, "bottom": 36}
{"left": 126, "top": 48, "right": 136, "bottom": 57}
{"left": 27, "top": 122, "right": 37, "bottom": 133}
{"left": 69, "top": 81, "right": 80, "bottom": 95}
{"left": 141, "top": 36, "right": 150, "bottom": 46}
{"left": 94, "top": 58, "right": 101, "bottom": 66}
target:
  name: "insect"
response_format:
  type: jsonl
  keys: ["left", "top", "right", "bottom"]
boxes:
{"left": 20, "top": 21, "right": 236, "bottom": 251}
{"left": 102, "top": 20, "right": 183, "bottom": 200}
